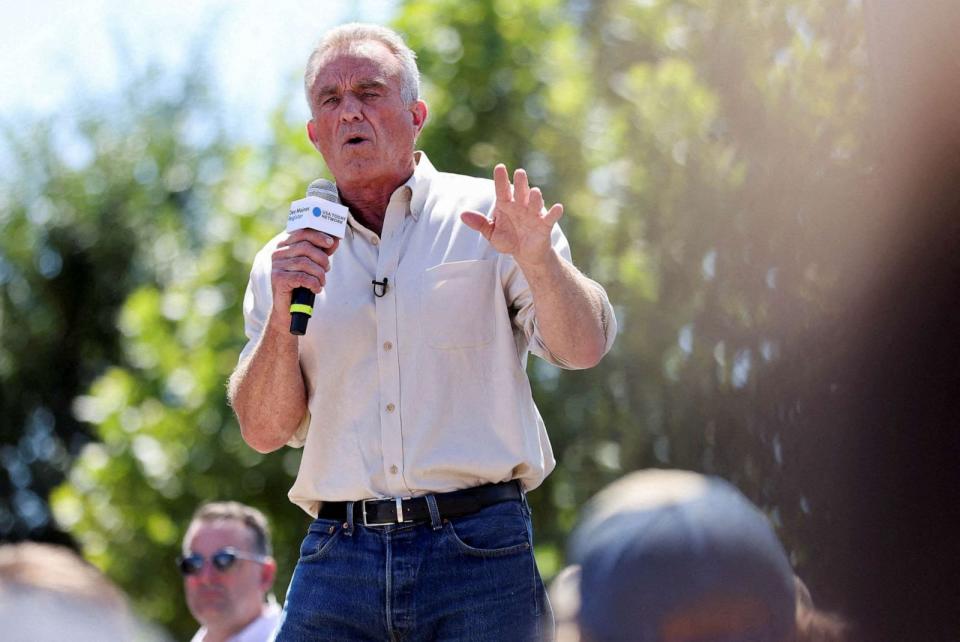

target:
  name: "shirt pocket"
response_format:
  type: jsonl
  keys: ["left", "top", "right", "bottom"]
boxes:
{"left": 420, "top": 260, "right": 496, "bottom": 349}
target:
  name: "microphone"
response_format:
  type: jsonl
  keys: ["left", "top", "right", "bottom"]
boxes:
{"left": 306, "top": 178, "right": 339, "bottom": 201}
{"left": 286, "top": 179, "right": 349, "bottom": 335}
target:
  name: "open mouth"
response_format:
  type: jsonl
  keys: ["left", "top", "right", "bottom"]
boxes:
{"left": 345, "top": 136, "right": 368, "bottom": 146}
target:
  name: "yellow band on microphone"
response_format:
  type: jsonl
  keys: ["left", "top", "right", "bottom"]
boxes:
{"left": 290, "top": 303, "right": 313, "bottom": 316}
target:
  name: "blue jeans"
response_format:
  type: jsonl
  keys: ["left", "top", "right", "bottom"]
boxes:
{"left": 274, "top": 495, "right": 554, "bottom": 641}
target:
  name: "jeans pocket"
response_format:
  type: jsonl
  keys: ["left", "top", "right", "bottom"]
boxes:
{"left": 444, "top": 501, "right": 532, "bottom": 558}
{"left": 298, "top": 518, "right": 342, "bottom": 563}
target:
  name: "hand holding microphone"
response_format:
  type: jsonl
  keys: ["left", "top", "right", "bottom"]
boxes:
{"left": 279, "top": 179, "right": 349, "bottom": 335}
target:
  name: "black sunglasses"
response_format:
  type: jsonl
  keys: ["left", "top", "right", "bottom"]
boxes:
{"left": 177, "top": 547, "right": 269, "bottom": 576}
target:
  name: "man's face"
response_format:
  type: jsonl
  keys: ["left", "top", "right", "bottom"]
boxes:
{"left": 182, "top": 520, "right": 273, "bottom": 632}
{"left": 305, "top": 41, "right": 427, "bottom": 191}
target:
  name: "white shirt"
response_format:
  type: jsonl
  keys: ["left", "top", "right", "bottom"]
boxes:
{"left": 240, "top": 153, "right": 617, "bottom": 516}
{"left": 190, "top": 601, "right": 280, "bottom": 642}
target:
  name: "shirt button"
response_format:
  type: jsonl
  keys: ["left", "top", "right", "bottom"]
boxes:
{"left": 389, "top": 465, "right": 398, "bottom": 474}
{"left": 386, "top": 403, "right": 395, "bottom": 413}
{"left": 383, "top": 341, "right": 393, "bottom": 351}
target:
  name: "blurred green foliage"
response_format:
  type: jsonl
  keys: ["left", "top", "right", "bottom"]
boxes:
{"left": 0, "top": 59, "right": 230, "bottom": 546}
{"left": 0, "top": 0, "right": 873, "bottom": 636}
{"left": 48, "top": 118, "right": 324, "bottom": 634}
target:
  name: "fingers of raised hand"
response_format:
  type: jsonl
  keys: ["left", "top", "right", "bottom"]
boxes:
{"left": 460, "top": 210, "right": 494, "bottom": 239}
{"left": 493, "top": 163, "right": 512, "bottom": 202}
{"left": 528, "top": 187, "right": 545, "bottom": 214}
{"left": 492, "top": 164, "right": 563, "bottom": 225}
{"left": 545, "top": 202, "right": 564, "bottom": 226}
{"left": 513, "top": 168, "right": 529, "bottom": 205}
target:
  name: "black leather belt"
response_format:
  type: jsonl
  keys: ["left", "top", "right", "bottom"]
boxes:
{"left": 317, "top": 481, "right": 522, "bottom": 527}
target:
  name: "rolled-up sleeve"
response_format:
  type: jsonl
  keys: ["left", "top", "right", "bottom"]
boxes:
{"left": 238, "top": 233, "right": 310, "bottom": 448}
{"left": 239, "top": 240, "right": 274, "bottom": 364}
{"left": 503, "top": 225, "right": 618, "bottom": 369}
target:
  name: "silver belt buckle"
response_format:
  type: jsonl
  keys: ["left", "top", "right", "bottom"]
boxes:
{"left": 361, "top": 498, "right": 392, "bottom": 527}
{"left": 361, "top": 496, "right": 411, "bottom": 526}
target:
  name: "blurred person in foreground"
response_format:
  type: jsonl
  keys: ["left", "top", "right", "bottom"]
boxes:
{"left": 0, "top": 541, "right": 165, "bottom": 641}
{"left": 558, "top": 469, "right": 849, "bottom": 642}
{"left": 180, "top": 501, "right": 280, "bottom": 642}
{"left": 229, "top": 21, "right": 616, "bottom": 641}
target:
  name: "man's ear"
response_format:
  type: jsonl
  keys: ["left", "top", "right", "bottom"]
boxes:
{"left": 306, "top": 120, "right": 321, "bottom": 151}
{"left": 411, "top": 100, "right": 428, "bottom": 137}
{"left": 260, "top": 557, "right": 277, "bottom": 591}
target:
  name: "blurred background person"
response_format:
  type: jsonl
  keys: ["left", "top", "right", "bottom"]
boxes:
{"left": 0, "top": 541, "right": 166, "bottom": 641}
{"left": 566, "top": 469, "right": 814, "bottom": 642}
{"left": 180, "top": 501, "right": 280, "bottom": 642}
{"left": 547, "top": 563, "right": 582, "bottom": 642}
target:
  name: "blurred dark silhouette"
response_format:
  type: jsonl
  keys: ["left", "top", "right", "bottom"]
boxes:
{"left": 813, "top": 1, "right": 960, "bottom": 639}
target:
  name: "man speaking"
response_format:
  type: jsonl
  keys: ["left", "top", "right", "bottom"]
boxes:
{"left": 229, "top": 23, "right": 617, "bottom": 641}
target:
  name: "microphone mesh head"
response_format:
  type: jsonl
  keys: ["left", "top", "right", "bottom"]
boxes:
{"left": 306, "top": 178, "right": 340, "bottom": 204}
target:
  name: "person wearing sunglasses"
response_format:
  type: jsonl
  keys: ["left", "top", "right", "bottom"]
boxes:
{"left": 180, "top": 502, "right": 280, "bottom": 642}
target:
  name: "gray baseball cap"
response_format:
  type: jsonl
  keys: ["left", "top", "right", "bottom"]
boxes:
{"left": 568, "top": 470, "right": 797, "bottom": 642}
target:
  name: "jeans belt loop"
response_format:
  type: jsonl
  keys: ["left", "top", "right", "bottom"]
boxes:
{"left": 425, "top": 494, "right": 442, "bottom": 531}
{"left": 345, "top": 500, "right": 355, "bottom": 536}
{"left": 518, "top": 481, "right": 530, "bottom": 512}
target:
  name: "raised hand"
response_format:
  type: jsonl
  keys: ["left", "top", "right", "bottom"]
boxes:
{"left": 461, "top": 164, "right": 564, "bottom": 267}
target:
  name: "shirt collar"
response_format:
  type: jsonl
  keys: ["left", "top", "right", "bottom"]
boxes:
{"left": 405, "top": 150, "right": 435, "bottom": 222}
{"left": 342, "top": 151, "right": 434, "bottom": 238}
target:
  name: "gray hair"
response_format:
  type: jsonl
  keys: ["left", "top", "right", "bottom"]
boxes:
{"left": 304, "top": 23, "right": 421, "bottom": 110}
{"left": 185, "top": 501, "right": 272, "bottom": 556}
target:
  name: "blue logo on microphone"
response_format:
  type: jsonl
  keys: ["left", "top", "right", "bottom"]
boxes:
{"left": 312, "top": 207, "right": 322, "bottom": 217}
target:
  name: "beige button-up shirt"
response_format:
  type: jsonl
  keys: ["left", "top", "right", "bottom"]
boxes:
{"left": 240, "top": 153, "right": 617, "bottom": 516}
